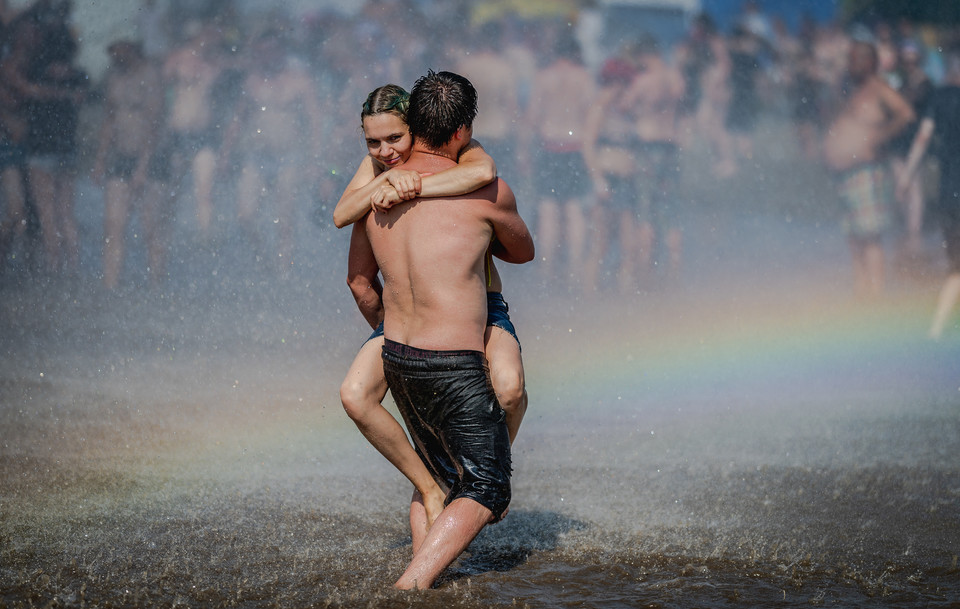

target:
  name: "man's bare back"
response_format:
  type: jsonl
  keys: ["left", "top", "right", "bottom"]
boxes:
{"left": 367, "top": 149, "right": 523, "bottom": 352}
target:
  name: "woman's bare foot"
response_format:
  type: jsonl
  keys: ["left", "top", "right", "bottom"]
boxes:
{"left": 422, "top": 484, "right": 446, "bottom": 529}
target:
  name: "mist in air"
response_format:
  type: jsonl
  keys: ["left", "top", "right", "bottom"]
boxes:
{"left": 1, "top": 1, "right": 958, "bottom": 607}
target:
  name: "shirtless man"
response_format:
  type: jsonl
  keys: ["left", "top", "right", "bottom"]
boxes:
{"left": 365, "top": 71, "right": 534, "bottom": 590}
{"left": 161, "top": 23, "right": 225, "bottom": 238}
{"left": 521, "top": 31, "right": 596, "bottom": 289}
{"left": 223, "top": 33, "right": 322, "bottom": 270}
{"left": 822, "top": 40, "right": 914, "bottom": 299}
{"left": 91, "top": 41, "right": 167, "bottom": 290}
{"left": 623, "top": 36, "right": 686, "bottom": 286}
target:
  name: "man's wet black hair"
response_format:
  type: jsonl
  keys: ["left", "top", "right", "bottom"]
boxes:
{"left": 407, "top": 70, "right": 478, "bottom": 150}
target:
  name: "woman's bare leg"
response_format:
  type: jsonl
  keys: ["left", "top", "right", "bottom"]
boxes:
{"left": 484, "top": 326, "right": 526, "bottom": 445}
{"left": 339, "top": 336, "right": 446, "bottom": 526}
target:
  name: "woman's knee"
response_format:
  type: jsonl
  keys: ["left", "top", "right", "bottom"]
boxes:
{"left": 339, "top": 377, "right": 380, "bottom": 422}
{"left": 491, "top": 366, "right": 525, "bottom": 413}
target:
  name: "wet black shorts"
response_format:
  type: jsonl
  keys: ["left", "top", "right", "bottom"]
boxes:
{"left": 381, "top": 339, "right": 511, "bottom": 521}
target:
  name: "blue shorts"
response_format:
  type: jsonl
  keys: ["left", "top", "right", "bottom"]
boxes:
{"left": 365, "top": 292, "right": 520, "bottom": 349}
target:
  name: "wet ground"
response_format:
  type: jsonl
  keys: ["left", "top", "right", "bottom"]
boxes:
{"left": 2, "top": 122, "right": 960, "bottom": 608}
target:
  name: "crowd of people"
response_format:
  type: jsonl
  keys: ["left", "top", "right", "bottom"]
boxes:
{"left": 0, "top": 0, "right": 958, "bottom": 334}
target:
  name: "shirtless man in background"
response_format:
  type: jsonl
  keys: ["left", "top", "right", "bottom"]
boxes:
{"left": 366, "top": 71, "right": 534, "bottom": 590}
{"left": 223, "top": 32, "right": 322, "bottom": 271}
{"left": 623, "top": 36, "right": 686, "bottom": 286}
{"left": 522, "top": 30, "right": 596, "bottom": 289}
{"left": 162, "top": 23, "right": 225, "bottom": 239}
{"left": 92, "top": 41, "right": 167, "bottom": 290}
{"left": 822, "top": 40, "right": 914, "bottom": 299}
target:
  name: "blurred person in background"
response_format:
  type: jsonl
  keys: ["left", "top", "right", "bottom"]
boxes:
{"left": 622, "top": 35, "right": 685, "bottom": 286}
{"left": 0, "top": 7, "right": 28, "bottom": 269}
{"left": 91, "top": 40, "right": 167, "bottom": 291}
{"left": 582, "top": 55, "right": 638, "bottom": 295}
{"left": 725, "top": 24, "right": 762, "bottom": 164}
{"left": 888, "top": 38, "right": 933, "bottom": 262}
{"left": 896, "top": 47, "right": 960, "bottom": 340}
{"left": 822, "top": 39, "right": 914, "bottom": 300}
{"left": 791, "top": 43, "right": 826, "bottom": 161}
{"left": 161, "top": 22, "right": 227, "bottom": 242}
{"left": 20, "top": 0, "right": 87, "bottom": 274}
{"left": 690, "top": 14, "right": 736, "bottom": 178}
{"left": 521, "top": 28, "right": 596, "bottom": 291}
{"left": 221, "top": 30, "right": 323, "bottom": 274}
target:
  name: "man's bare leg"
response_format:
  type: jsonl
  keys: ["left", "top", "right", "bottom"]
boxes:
{"left": 395, "top": 497, "right": 493, "bottom": 590}
{"left": 616, "top": 211, "right": 640, "bottom": 294}
{"left": 930, "top": 273, "right": 960, "bottom": 340}
{"left": 56, "top": 173, "right": 80, "bottom": 271}
{"left": 0, "top": 166, "right": 26, "bottom": 266}
{"left": 666, "top": 226, "right": 683, "bottom": 279}
{"left": 236, "top": 165, "right": 263, "bottom": 248}
{"left": 276, "top": 166, "right": 299, "bottom": 271}
{"left": 340, "top": 337, "right": 446, "bottom": 526}
{"left": 864, "top": 241, "right": 885, "bottom": 299}
{"left": 193, "top": 147, "right": 217, "bottom": 235}
{"left": 850, "top": 239, "right": 885, "bottom": 300}
{"left": 29, "top": 167, "right": 60, "bottom": 271}
{"left": 582, "top": 204, "right": 609, "bottom": 294}
{"left": 102, "top": 180, "right": 130, "bottom": 290}
{"left": 141, "top": 181, "right": 170, "bottom": 288}
{"left": 536, "top": 199, "right": 560, "bottom": 282}
{"left": 564, "top": 200, "right": 587, "bottom": 290}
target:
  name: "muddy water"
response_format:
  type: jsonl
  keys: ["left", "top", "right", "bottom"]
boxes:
{"left": 2, "top": 157, "right": 960, "bottom": 607}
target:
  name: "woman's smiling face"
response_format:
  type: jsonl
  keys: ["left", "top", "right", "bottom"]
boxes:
{"left": 362, "top": 112, "right": 413, "bottom": 169}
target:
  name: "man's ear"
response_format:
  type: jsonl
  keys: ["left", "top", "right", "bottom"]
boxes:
{"left": 454, "top": 125, "right": 468, "bottom": 141}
